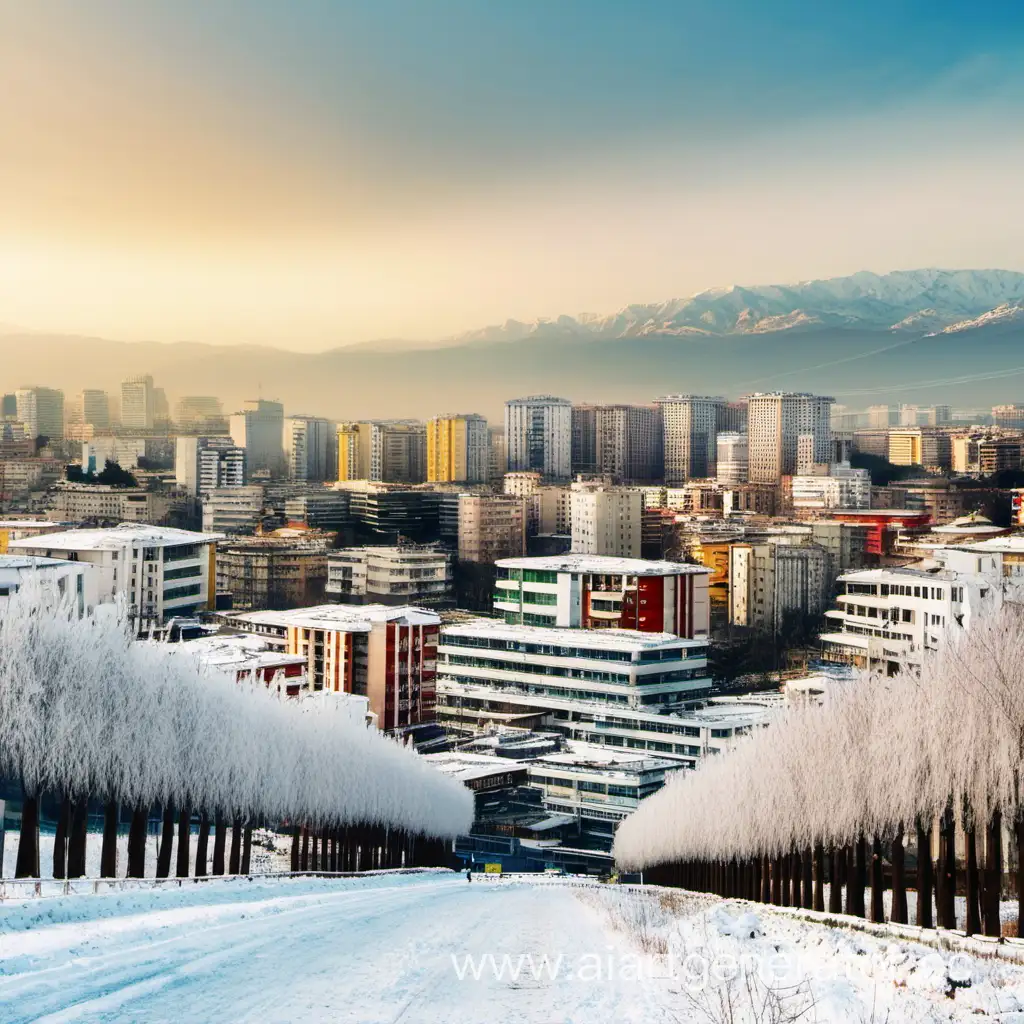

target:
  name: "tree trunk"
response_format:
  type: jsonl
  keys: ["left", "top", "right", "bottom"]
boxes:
{"left": 100, "top": 800, "right": 119, "bottom": 878}
{"left": 53, "top": 795, "right": 72, "bottom": 880}
{"left": 228, "top": 820, "right": 241, "bottom": 874}
{"left": 156, "top": 805, "right": 175, "bottom": 878}
{"left": 828, "top": 847, "right": 843, "bottom": 914}
{"left": 891, "top": 827, "right": 908, "bottom": 925}
{"left": 176, "top": 805, "right": 191, "bottom": 878}
{"left": 1017, "top": 816, "right": 1024, "bottom": 940}
{"left": 127, "top": 806, "right": 148, "bottom": 878}
{"left": 301, "top": 826, "right": 310, "bottom": 871}
{"left": 844, "top": 845, "right": 856, "bottom": 916}
{"left": 195, "top": 812, "right": 210, "bottom": 877}
{"left": 852, "top": 834, "right": 867, "bottom": 918}
{"left": 813, "top": 843, "right": 825, "bottom": 912}
{"left": 869, "top": 834, "right": 884, "bottom": 923}
{"left": 984, "top": 809, "right": 1002, "bottom": 937}
{"left": 965, "top": 823, "right": 982, "bottom": 936}
{"left": 291, "top": 825, "right": 300, "bottom": 872}
{"left": 212, "top": 814, "right": 227, "bottom": 875}
{"left": 67, "top": 796, "right": 88, "bottom": 878}
{"left": 760, "top": 855, "right": 771, "bottom": 903}
{"left": 938, "top": 806, "right": 956, "bottom": 929}
{"left": 770, "top": 856, "right": 782, "bottom": 905}
{"left": 802, "top": 846, "right": 813, "bottom": 910}
{"left": 916, "top": 818, "right": 934, "bottom": 929}
{"left": 15, "top": 792, "right": 40, "bottom": 879}
{"left": 241, "top": 824, "right": 252, "bottom": 875}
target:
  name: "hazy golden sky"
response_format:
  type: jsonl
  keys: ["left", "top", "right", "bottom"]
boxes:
{"left": 2, "top": 1, "right": 1023, "bottom": 349}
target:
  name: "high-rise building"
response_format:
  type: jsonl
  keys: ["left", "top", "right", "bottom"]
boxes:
{"left": 457, "top": 494, "right": 527, "bottom": 563}
{"left": 229, "top": 399, "right": 285, "bottom": 474}
{"left": 746, "top": 392, "right": 833, "bottom": 483}
{"left": 569, "top": 484, "right": 642, "bottom": 558}
{"left": 715, "top": 432, "right": 748, "bottom": 485}
{"left": 327, "top": 545, "right": 453, "bottom": 607}
{"left": 487, "top": 426, "right": 507, "bottom": 483}
{"left": 718, "top": 400, "right": 748, "bottom": 435}
{"left": 175, "top": 396, "right": 224, "bottom": 428}
{"left": 283, "top": 415, "right": 337, "bottom": 482}
{"left": 175, "top": 436, "right": 247, "bottom": 495}
{"left": 426, "top": 414, "right": 489, "bottom": 483}
{"left": 1, "top": 394, "right": 17, "bottom": 418}
{"left": 80, "top": 390, "right": 110, "bottom": 430}
{"left": 729, "top": 542, "right": 830, "bottom": 632}
{"left": 570, "top": 404, "right": 599, "bottom": 476}
{"left": 120, "top": 375, "right": 155, "bottom": 429}
{"left": 867, "top": 405, "right": 899, "bottom": 428}
{"left": 594, "top": 405, "right": 662, "bottom": 483}
{"left": 888, "top": 428, "right": 952, "bottom": 470}
{"left": 505, "top": 396, "right": 572, "bottom": 480}
{"left": 335, "top": 421, "right": 425, "bottom": 483}
{"left": 993, "top": 404, "right": 1024, "bottom": 430}
{"left": 656, "top": 395, "right": 724, "bottom": 484}
{"left": 152, "top": 387, "right": 170, "bottom": 426}
{"left": 15, "top": 387, "right": 64, "bottom": 440}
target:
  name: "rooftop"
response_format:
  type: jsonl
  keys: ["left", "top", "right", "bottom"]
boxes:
{"left": 830, "top": 509, "right": 931, "bottom": 519}
{"left": 0, "top": 554, "right": 88, "bottom": 573}
{"left": 440, "top": 618, "right": 705, "bottom": 652}
{"left": 422, "top": 751, "right": 529, "bottom": 784}
{"left": 496, "top": 554, "right": 711, "bottom": 577}
{"left": 141, "top": 633, "right": 307, "bottom": 673}
{"left": 224, "top": 603, "right": 441, "bottom": 631}
{"left": 8, "top": 523, "right": 223, "bottom": 552}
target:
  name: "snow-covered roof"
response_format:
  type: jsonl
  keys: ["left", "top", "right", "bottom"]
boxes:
{"left": 144, "top": 633, "right": 307, "bottom": 673}
{"left": 8, "top": 523, "right": 223, "bottom": 551}
{"left": 529, "top": 747, "right": 677, "bottom": 777}
{"left": 953, "top": 535, "right": 1024, "bottom": 554}
{"left": 0, "top": 554, "right": 90, "bottom": 581}
{"left": 439, "top": 617, "right": 704, "bottom": 652}
{"left": 423, "top": 751, "right": 529, "bottom": 783}
{"left": 225, "top": 603, "right": 441, "bottom": 631}
{"left": 496, "top": 554, "right": 710, "bottom": 577}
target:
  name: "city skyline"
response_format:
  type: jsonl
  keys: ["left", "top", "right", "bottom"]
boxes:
{"left": 3, "top": 2, "right": 1023, "bottom": 349}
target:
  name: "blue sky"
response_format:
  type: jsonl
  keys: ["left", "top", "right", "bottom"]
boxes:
{"left": 2, "top": 0, "right": 1022, "bottom": 347}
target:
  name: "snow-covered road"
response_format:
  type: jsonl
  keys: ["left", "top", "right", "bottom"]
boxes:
{"left": 5, "top": 872, "right": 1024, "bottom": 1022}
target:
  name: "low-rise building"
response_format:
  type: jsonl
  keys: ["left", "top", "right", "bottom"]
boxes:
{"left": 0, "top": 553, "right": 99, "bottom": 616}
{"left": 493, "top": 554, "right": 710, "bottom": 637}
{"left": 729, "top": 541, "right": 830, "bottom": 631}
{"left": 202, "top": 485, "right": 265, "bottom": 535}
{"left": 216, "top": 530, "right": 332, "bottom": 610}
{"left": 326, "top": 544, "right": 453, "bottom": 606}
{"left": 47, "top": 482, "right": 173, "bottom": 525}
{"left": 789, "top": 464, "right": 870, "bottom": 510}
{"left": 457, "top": 494, "right": 527, "bottom": 563}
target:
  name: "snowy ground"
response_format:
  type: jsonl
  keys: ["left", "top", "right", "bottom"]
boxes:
{"left": 4, "top": 873, "right": 1024, "bottom": 1022}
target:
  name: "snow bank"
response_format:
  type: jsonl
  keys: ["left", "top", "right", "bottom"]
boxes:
{"left": 0, "top": 583, "right": 472, "bottom": 838}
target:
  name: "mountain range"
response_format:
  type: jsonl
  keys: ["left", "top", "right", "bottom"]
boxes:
{"left": 2, "top": 268, "right": 1023, "bottom": 419}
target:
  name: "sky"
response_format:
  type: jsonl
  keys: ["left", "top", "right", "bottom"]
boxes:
{"left": 2, "top": 0, "right": 1023, "bottom": 350}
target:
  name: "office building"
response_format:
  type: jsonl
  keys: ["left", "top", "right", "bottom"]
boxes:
{"left": 457, "top": 494, "right": 527, "bottom": 563}
{"left": 202, "top": 485, "right": 265, "bottom": 535}
{"left": 327, "top": 545, "right": 453, "bottom": 607}
{"left": 340, "top": 482, "right": 440, "bottom": 543}
{"left": 283, "top": 415, "right": 337, "bottom": 482}
{"left": 887, "top": 429, "right": 952, "bottom": 470}
{"left": 284, "top": 490, "right": 352, "bottom": 533}
{"left": 656, "top": 395, "right": 724, "bottom": 484}
{"left": 230, "top": 399, "right": 285, "bottom": 474}
{"left": 747, "top": 392, "right": 833, "bottom": 483}
{"left": 570, "top": 404, "right": 599, "bottom": 476}
{"left": 789, "top": 464, "right": 871, "bottom": 510}
{"left": 505, "top": 396, "right": 572, "bottom": 480}
{"left": 993, "top": 404, "right": 1024, "bottom": 430}
{"left": 978, "top": 437, "right": 1023, "bottom": 476}
{"left": 426, "top": 414, "right": 489, "bottom": 484}
{"left": 175, "top": 395, "right": 224, "bottom": 428}
{"left": 569, "top": 484, "right": 642, "bottom": 558}
{"left": 15, "top": 387, "right": 64, "bottom": 440}
{"left": 594, "top": 405, "right": 662, "bottom": 483}
{"left": 716, "top": 432, "right": 748, "bottom": 485}
{"left": 487, "top": 426, "right": 507, "bottom": 483}
{"left": 80, "top": 390, "right": 110, "bottom": 430}
{"left": 494, "top": 554, "right": 711, "bottom": 637}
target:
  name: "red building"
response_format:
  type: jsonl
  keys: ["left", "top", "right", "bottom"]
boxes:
{"left": 829, "top": 510, "right": 932, "bottom": 557}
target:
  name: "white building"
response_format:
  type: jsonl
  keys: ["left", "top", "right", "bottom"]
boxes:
{"left": 729, "top": 542, "right": 830, "bottom": 632}
{"left": 175, "top": 436, "right": 247, "bottom": 496}
{"left": 47, "top": 482, "right": 172, "bottom": 524}
{"left": 326, "top": 545, "right": 453, "bottom": 606}
{"left": 283, "top": 415, "right": 337, "bottom": 483}
{"left": 790, "top": 463, "right": 871, "bottom": 510}
{"left": 202, "top": 485, "right": 265, "bottom": 535}
{"left": 15, "top": 387, "right": 64, "bottom": 440}
{"left": 747, "top": 392, "right": 834, "bottom": 483}
{"left": 716, "top": 432, "right": 749, "bottom": 486}
{"left": 120, "top": 375, "right": 155, "bottom": 429}
{"left": 8, "top": 523, "right": 221, "bottom": 628}
{"left": 569, "top": 483, "right": 641, "bottom": 558}
{"left": 504, "top": 396, "right": 572, "bottom": 480}
{"left": 82, "top": 437, "right": 147, "bottom": 472}
{"left": 656, "top": 395, "right": 724, "bottom": 484}
{"left": 494, "top": 554, "right": 711, "bottom": 637}
{"left": 0, "top": 554, "right": 99, "bottom": 616}
{"left": 230, "top": 399, "right": 285, "bottom": 474}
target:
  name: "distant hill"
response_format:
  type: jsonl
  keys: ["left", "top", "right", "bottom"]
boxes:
{"left": 3, "top": 269, "right": 1022, "bottom": 419}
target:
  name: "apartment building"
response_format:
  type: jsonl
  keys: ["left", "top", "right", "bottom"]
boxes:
{"left": 283, "top": 416, "right": 337, "bottom": 483}
{"left": 978, "top": 437, "right": 1023, "bottom": 476}
{"left": 230, "top": 399, "right": 285, "bottom": 474}
{"left": 655, "top": 395, "right": 724, "bottom": 484}
{"left": 326, "top": 544, "right": 453, "bottom": 606}
{"left": 222, "top": 603, "right": 441, "bottom": 735}
{"left": 729, "top": 541, "right": 830, "bottom": 632}
{"left": 457, "top": 494, "right": 527, "bottom": 563}
{"left": 570, "top": 405, "right": 599, "bottom": 476}
{"left": 175, "top": 436, "right": 247, "bottom": 495}
{"left": 505, "top": 396, "right": 572, "bottom": 480}
{"left": 569, "top": 483, "right": 642, "bottom": 558}
{"left": 789, "top": 464, "right": 871, "bottom": 510}
{"left": 716, "top": 432, "right": 748, "bottom": 485}
{"left": 47, "top": 482, "right": 172, "bottom": 524}
{"left": 747, "top": 392, "right": 833, "bottom": 483}
{"left": 202, "top": 485, "right": 265, "bottom": 535}
{"left": 426, "top": 414, "right": 489, "bottom": 484}
{"left": 81, "top": 437, "right": 147, "bottom": 472}
{"left": 593, "top": 404, "right": 662, "bottom": 484}
{"left": 9, "top": 523, "right": 221, "bottom": 627}
{"left": 15, "top": 387, "right": 64, "bottom": 440}
{"left": 175, "top": 396, "right": 224, "bottom": 428}
{"left": 216, "top": 531, "right": 332, "bottom": 610}
{"left": 493, "top": 554, "right": 711, "bottom": 637}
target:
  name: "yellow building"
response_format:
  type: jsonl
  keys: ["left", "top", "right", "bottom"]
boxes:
{"left": 337, "top": 423, "right": 365, "bottom": 481}
{"left": 426, "top": 414, "right": 489, "bottom": 484}
{"left": 887, "top": 430, "right": 922, "bottom": 467}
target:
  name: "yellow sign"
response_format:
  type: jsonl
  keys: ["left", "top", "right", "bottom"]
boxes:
{"left": 484, "top": 863, "right": 502, "bottom": 875}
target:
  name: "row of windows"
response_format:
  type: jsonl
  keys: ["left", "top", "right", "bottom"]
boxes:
{"left": 444, "top": 633, "right": 635, "bottom": 662}
{"left": 164, "top": 582, "right": 203, "bottom": 601}
{"left": 495, "top": 590, "right": 558, "bottom": 606}
{"left": 164, "top": 563, "right": 202, "bottom": 582}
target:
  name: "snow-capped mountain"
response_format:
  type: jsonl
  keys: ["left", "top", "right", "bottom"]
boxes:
{"left": 449, "top": 269, "right": 1024, "bottom": 346}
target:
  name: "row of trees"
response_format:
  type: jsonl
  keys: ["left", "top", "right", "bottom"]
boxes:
{"left": 614, "top": 605, "right": 1024, "bottom": 935}
{"left": 0, "top": 582, "right": 472, "bottom": 879}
